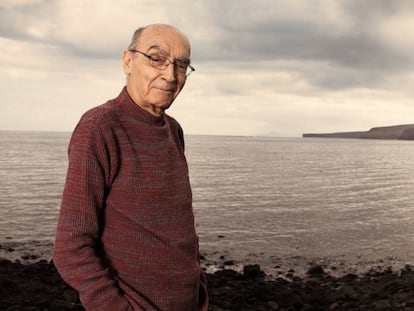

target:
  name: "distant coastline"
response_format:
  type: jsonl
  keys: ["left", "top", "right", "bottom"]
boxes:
{"left": 303, "top": 124, "right": 414, "bottom": 140}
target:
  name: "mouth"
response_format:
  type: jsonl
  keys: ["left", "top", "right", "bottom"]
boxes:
{"left": 154, "top": 86, "right": 175, "bottom": 93}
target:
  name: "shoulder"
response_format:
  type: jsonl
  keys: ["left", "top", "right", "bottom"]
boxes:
{"left": 79, "top": 99, "right": 122, "bottom": 129}
{"left": 68, "top": 97, "right": 124, "bottom": 153}
{"left": 164, "top": 113, "right": 183, "bottom": 132}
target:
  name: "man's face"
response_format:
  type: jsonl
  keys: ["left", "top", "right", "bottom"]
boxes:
{"left": 123, "top": 25, "right": 191, "bottom": 117}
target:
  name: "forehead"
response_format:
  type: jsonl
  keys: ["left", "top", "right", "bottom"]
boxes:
{"left": 138, "top": 26, "right": 191, "bottom": 57}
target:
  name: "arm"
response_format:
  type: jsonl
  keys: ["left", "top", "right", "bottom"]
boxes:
{"left": 198, "top": 269, "right": 209, "bottom": 311}
{"left": 53, "top": 120, "right": 134, "bottom": 311}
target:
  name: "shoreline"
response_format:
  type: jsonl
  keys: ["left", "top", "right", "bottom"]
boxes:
{"left": 3, "top": 239, "right": 412, "bottom": 279}
{"left": 2, "top": 254, "right": 414, "bottom": 310}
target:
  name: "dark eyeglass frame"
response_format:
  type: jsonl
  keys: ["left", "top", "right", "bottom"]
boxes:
{"left": 129, "top": 49, "right": 195, "bottom": 77}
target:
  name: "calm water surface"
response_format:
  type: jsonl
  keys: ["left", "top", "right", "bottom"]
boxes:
{"left": 186, "top": 136, "right": 414, "bottom": 268}
{"left": 1, "top": 131, "right": 414, "bottom": 274}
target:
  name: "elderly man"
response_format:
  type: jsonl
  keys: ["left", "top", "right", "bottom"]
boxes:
{"left": 54, "top": 24, "right": 208, "bottom": 311}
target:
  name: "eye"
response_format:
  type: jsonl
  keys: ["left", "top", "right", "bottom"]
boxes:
{"left": 149, "top": 54, "right": 164, "bottom": 63}
{"left": 175, "top": 61, "right": 188, "bottom": 70}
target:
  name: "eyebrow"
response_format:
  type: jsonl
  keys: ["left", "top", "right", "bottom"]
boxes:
{"left": 146, "top": 45, "right": 163, "bottom": 53}
{"left": 146, "top": 45, "right": 191, "bottom": 64}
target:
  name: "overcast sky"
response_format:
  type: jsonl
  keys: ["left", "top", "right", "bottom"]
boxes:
{"left": 1, "top": 0, "right": 414, "bottom": 137}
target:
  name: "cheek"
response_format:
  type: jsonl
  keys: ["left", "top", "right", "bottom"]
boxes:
{"left": 133, "top": 66, "right": 155, "bottom": 90}
{"left": 135, "top": 76, "right": 153, "bottom": 96}
{"left": 174, "top": 81, "right": 186, "bottom": 97}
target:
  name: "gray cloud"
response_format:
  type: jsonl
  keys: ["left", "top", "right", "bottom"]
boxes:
{"left": 3, "top": 0, "right": 413, "bottom": 73}
{"left": 186, "top": 0, "right": 414, "bottom": 90}
{"left": 0, "top": 0, "right": 53, "bottom": 40}
{"left": 1, "top": 0, "right": 413, "bottom": 136}
{"left": 340, "top": 0, "right": 412, "bottom": 21}
{"left": 0, "top": 0, "right": 128, "bottom": 59}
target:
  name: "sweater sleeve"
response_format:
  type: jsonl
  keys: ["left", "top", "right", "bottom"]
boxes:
{"left": 53, "top": 119, "right": 135, "bottom": 311}
{"left": 198, "top": 269, "right": 209, "bottom": 310}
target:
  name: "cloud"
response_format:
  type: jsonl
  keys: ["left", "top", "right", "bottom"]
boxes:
{"left": 193, "top": 0, "right": 414, "bottom": 91}
{"left": 0, "top": 0, "right": 414, "bottom": 136}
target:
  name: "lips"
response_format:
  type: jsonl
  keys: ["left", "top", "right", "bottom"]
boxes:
{"left": 155, "top": 88, "right": 174, "bottom": 94}
{"left": 153, "top": 84, "right": 175, "bottom": 92}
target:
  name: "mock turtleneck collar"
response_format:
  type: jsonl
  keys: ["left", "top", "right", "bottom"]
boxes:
{"left": 118, "top": 86, "right": 166, "bottom": 126}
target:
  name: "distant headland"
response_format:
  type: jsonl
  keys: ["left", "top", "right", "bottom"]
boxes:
{"left": 303, "top": 124, "right": 414, "bottom": 140}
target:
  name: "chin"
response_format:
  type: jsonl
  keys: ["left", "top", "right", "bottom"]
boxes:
{"left": 158, "top": 99, "right": 175, "bottom": 109}
{"left": 161, "top": 103, "right": 173, "bottom": 111}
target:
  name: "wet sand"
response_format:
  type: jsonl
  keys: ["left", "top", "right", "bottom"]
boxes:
{"left": 1, "top": 255, "right": 414, "bottom": 310}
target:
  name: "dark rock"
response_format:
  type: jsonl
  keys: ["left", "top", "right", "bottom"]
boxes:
{"left": 267, "top": 301, "right": 280, "bottom": 310}
{"left": 243, "top": 264, "right": 264, "bottom": 279}
{"left": 342, "top": 273, "right": 358, "bottom": 281}
{"left": 286, "top": 272, "right": 294, "bottom": 278}
{"left": 21, "top": 254, "right": 40, "bottom": 260}
{"left": 0, "top": 259, "right": 82, "bottom": 310}
{"left": 341, "top": 285, "right": 360, "bottom": 300}
{"left": 275, "top": 291, "right": 303, "bottom": 308}
{"left": 215, "top": 269, "right": 238, "bottom": 278}
{"left": 223, "top": 260, "right": 235, "bottom": 266}
{"left": 307, "top": 264, "right": 325, "bottom": 276}
{"left": 0, "top": 259, "right": 12, "bottom": 265}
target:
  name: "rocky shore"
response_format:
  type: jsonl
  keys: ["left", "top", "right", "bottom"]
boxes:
{"left": 2, "top": 256, "right": 414, "bottom": 310}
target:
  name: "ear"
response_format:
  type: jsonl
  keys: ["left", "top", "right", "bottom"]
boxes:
{"left": 122, "top": 50, "right": 132, "bottom": 75}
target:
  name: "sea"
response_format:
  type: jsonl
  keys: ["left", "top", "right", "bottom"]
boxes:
{"left": 1, "top": 130, "right": 414, "bottom": 277}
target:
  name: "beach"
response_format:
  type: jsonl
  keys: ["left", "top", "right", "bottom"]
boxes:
{"left": 2, "top": 251, "right": 414, "bottom": 310}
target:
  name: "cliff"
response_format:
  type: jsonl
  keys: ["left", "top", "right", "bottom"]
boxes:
{"left": 303, "top": 124, "right": 414, "bottom": 140}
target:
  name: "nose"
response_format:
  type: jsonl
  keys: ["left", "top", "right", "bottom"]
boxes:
{"left": 162, "top": 62, "right": 177, "bottom": 83}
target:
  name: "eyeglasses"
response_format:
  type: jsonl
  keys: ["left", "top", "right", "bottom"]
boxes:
{"left": 129, "top": 49, "right": 195, "bottom": 77}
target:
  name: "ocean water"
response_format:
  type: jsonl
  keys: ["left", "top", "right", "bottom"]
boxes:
{"left": 1, "top": 131, "right": 414, "bottom": 275}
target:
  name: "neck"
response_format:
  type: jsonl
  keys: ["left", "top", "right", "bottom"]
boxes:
{"left": 143, "top": 104, "right": 165, "bottom": 117}
{"left": 126, "top": 85, "right": 166, "bottom": 117}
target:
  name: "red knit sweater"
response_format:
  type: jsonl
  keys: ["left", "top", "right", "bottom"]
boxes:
{"left": 53, "top": 87, "right": 207, "bottom": 311}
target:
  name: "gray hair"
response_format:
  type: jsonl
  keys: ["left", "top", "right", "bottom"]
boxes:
{"left": 127, "top": 27, "right": 146, "bottom": 50}
{"left": 127, "top": 24, "right": 190, "bottom": 52}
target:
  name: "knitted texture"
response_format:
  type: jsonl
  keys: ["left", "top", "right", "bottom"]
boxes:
{"left": 54, "top": 87, "right": 207, "bottom": 310}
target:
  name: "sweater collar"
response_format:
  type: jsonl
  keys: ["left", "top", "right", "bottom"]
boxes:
{"left": 119, "top": 86, "right": 166, "bottom": 126}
